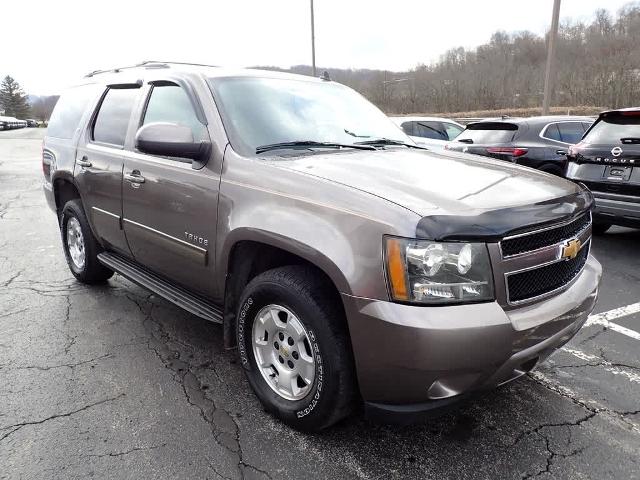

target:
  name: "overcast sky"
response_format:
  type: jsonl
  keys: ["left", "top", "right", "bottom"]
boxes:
{"left": 1, "top": 0, "right": 633, "bottom": 95}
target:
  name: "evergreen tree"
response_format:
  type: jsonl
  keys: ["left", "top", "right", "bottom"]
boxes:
{"left": 0, "top": 76, "right": 31, "bottom": 118}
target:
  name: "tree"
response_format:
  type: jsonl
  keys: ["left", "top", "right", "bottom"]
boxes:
{"left": 30, "top": 95, "right": 59, "bottom": 122}
{"left": 0, "top": 76, "right": 31, "bottom": 118}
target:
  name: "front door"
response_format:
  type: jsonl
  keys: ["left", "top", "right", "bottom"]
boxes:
{"left": 121, "top": 82, "right": 219, "bottom": 297}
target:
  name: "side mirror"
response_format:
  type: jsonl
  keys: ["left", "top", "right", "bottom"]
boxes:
{"left": 135, "top": 122, "right": 211, "bottom": 167}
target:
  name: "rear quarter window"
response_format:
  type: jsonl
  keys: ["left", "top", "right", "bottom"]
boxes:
{"left": 47, "top": 84, "right": 99, "bottom": 139}
{"left": 455, "top": 122, "right": 518, "bottom": 144}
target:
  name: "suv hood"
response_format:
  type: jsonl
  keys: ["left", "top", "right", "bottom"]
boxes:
{"left": 274, "top": 148, "right": 580, "bottom": 216}
{"left": 273, "top": 148, "right": 589, "bottom": 240}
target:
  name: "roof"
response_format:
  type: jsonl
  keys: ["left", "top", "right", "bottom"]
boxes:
{"left": 598, "top": 107, "right": 640, "bottom": 117}
{"left": 470, "top": 115, "right": 594, "bottom": 126}
{"left": 83, "top": 61, "right": 327, "bottom": 84}
{"left": 389, "top": 116, "right": 464, "bottom": 127}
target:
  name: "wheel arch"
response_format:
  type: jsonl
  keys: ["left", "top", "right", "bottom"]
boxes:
{"left": 53, "top": 174, "right": 81, "bottom": 219}
{"left": 220, "top": 231, "right": 352, "bottom": 350}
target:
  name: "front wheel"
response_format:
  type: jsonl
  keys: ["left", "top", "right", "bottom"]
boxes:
{"left": 236, "top": 266, "right": 357, "bottom": 431}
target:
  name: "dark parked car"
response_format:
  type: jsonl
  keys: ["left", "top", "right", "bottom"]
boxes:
{"left": 26, "top": 119, "right": 39, "bottom": 127}
{"left": 565, "top": 108, "right": 640, "bottom": 234}
{"left": 446, "top": 116, "right": 593, "bottom": 175}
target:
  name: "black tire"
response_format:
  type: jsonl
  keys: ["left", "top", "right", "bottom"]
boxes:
{"left": 60, "top": 199, "right": 113, "bottom": 284}
{"left": 592, "top": 221, "right": 612, "bottom": 235}
{"left": 236, "top": 265, "right": 357, "bottom": 431}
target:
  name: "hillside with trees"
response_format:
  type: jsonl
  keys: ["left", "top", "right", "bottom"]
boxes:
{"left": 265, "top": 2, "right": 640, "bottom": 115}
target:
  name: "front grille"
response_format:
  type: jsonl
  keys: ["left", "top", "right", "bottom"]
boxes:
{"left": 501, "top": 213, "right": 590, "bottom": 257}
{"left": 507, "top": 241, "right": 590, "bottom": 303}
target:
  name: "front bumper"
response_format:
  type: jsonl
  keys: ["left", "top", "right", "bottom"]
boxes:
{"left": 342, "top": 255, "right": 601, "bottom": 422}
{"left": 592, "top": 191, "right": 640, "bottom": 227}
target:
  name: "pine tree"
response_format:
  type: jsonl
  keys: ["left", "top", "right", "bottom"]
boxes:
{"left": 0, "top": 76, "right": 31, "bottom": 118}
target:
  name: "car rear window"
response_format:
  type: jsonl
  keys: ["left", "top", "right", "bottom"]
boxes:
{"left": 584, "top": 113, "right": 640, "bottom": 145}
{"left": 455, "top": 122, "right": 518, "bottom": 144}
{"left": 92, "top": 87, "right": 140, "bottom": 146}
{"left": 47, "top": 84, "right": 99, "bottom": 139}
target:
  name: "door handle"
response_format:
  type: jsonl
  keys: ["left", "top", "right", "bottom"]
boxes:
{"left": 556, "top": 149, "right": 568, "bottom": 155}
{"left": 77, "top": 156, "right": 92, "bottom": 168}
{"left": 124, "top": 172, "right": 145, "bottom": 184}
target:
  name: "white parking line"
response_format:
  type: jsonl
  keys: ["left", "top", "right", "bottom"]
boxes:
{"left": 585, "top": 302, "right": 640, "bottom": 341}
{"left": 531, "top": 370, "right": 640, "bottom": 434}
{"left": 561, "top": 347, "right": 640, "bottom": 384}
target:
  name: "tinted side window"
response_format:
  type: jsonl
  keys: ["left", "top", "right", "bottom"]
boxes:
{"left": 415, "top": 121, "right": 447, "bottom": 140}
{"left": 542, "top": 123, "right": 562, "bottom": 141}
{"left": 444, "top": 123, "right": 463, "bottom": 140}
{"left": 400, "top": 121, "right": 414, "bottom": 136}
{"left": 558, "top": 122, "right": 585, "bottom": 144}
{"left": 143, "top": 84, "right": 206, "bottom": 140}
{"left": 93, "top": 88, "right": 139, "bottom": 146}
{"left": 47, "top": 84, "right": 99, "bottom": 139}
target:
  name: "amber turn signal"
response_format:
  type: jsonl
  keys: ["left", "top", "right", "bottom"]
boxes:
{"left": 385, "top": 238, "right": 409, "bottom": 301}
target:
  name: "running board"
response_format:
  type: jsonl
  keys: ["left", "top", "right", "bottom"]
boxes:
{"left": 97, "top": 252, "right": 223, "bottom": 323}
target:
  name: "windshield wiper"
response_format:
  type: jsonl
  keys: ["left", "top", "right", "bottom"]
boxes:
{"left": 354, "top": 138, "right": 427, "bottom": 149}
{"left": 256, "top": 141, "right": 375, "bottom": 154}
{"left": 621, "top": 137, "right": 640, "bottom": 144}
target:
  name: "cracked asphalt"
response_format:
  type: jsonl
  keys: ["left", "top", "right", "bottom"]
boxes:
{"left": 1, "top": 128, "right": 639, "bottom": 479}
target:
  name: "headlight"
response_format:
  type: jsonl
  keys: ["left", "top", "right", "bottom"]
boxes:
{"left": 384, "top": 237, "right": 494, "bottom": 304}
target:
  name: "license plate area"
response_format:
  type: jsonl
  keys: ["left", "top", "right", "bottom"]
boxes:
{"left": 604, "top": 165, "right": 633, "bottom": 182}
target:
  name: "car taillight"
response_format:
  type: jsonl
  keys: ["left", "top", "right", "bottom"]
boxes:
{"left": 42, "top": 142, "right": 53, "bottom": 180}
{"left": 486, "top": 147, "right": 528, "bottom": 157}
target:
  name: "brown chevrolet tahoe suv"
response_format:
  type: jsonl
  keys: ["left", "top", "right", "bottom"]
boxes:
{"left": 43, "top": 61, "right": 602, "bottom": 431}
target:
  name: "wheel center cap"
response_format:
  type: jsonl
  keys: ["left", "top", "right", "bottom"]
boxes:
{"left": 280, "top": 346, "right": 290, "bottom": 358}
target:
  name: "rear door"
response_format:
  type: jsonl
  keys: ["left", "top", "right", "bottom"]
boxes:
{"left": 121, "top": 80, "right": 220, "bottom": 297}
{"left": 74, "top": 84, "right": 141, "bottom": 255}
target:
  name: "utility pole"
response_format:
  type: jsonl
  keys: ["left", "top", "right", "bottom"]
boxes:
{"left": 542, "top": 0, "right": 561, "bottom": 115}
{"left": 310, "top": 0, "right": 316, "bottom": 77}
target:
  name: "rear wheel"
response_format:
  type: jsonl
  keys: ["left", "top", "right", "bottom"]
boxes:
{"left": 236, "top": 266, "right": 357, "bottom": 431}
{"left": 60, "top": 200, "right": 113, "bottom": 284}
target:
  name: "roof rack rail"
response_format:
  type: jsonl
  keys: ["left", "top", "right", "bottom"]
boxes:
{"left": 139, "top": 60, "right": 220, "bottom": 68}
{"left": 85, "top": 60, "right": 219, "bottom": 78}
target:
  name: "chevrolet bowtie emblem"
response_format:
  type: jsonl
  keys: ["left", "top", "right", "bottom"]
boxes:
{"left": 561, "top": 239, "right": 582, "bottom": 260}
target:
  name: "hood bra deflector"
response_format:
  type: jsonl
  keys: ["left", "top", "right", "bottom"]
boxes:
{"left": 416, "top": 189, "right": 594, "bottom": 242}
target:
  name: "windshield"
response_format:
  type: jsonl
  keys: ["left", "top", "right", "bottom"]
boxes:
{"left": 210, "top": 77, "right": 410, "bottom": 156}
{"left": 585, "top": 115, "right": 640, "bottom": 145}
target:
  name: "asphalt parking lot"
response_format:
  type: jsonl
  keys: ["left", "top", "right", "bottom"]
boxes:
{"left": 1, "top": 128, "right": 639, "bottom": 480}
